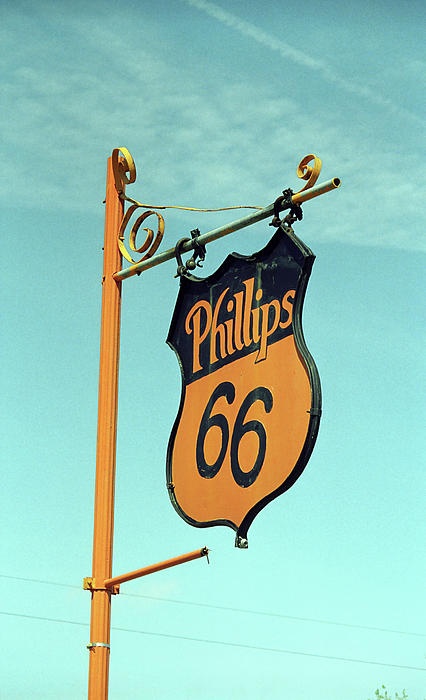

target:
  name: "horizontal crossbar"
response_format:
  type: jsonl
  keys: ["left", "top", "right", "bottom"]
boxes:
{"left": 113, "top": 177, "right": 340, "bottom": 280}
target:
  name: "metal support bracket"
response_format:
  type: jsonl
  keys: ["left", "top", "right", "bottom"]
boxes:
{"left": 83, "top": 577, "right": 120, "bottom": 595}
{"left": 103, "top": 547, "right": 210, "bottom": 590}
{"left": 113, "top": 151, "right": 340, "bottom": 281}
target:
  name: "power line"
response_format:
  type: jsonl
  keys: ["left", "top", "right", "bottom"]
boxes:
{"left": 112, "top": 625, "right": 426, "bottom": 672}
{"left": 0, "top": 574, "right": 76, "bottom": 590}
{"left": 122, "top": 591, "right": 426, "bottom": 639}
{"left": 0, "top": 610, "right": 87, "bottom": 628}
{"left": 0, "top": 610, "right": 425, "bottom": 673}
{"left": 1, "top": 573, "right": 424, "bottom": 639}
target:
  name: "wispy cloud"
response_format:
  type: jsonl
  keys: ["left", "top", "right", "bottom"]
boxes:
{"left": 184, "top": 0, "right": 424, "bottom": 126}
{"left": 1, "top": 3, "right": 424, "bottom": 253}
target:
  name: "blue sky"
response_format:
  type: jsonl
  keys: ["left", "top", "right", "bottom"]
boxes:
{"left": 1, "top": 1, "right": 425, "bottom": 699}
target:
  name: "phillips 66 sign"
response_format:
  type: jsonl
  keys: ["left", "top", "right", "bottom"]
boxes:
{"left": 166, "top": 226, "right": 321, "bottom": 546}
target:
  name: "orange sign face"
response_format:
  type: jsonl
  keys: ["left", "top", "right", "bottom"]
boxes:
{"left": 167, "top": 227, "right": 321, "bottom": 546}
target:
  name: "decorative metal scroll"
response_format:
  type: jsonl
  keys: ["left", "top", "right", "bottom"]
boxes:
{"left": 295, "top": 154, "right": 322, "bottom": 193}
{"left": 111, "top": 147, "right": 165, "bottom": 265}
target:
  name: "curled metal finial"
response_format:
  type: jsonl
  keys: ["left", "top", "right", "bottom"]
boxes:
{"left": 112, "top": 147, "right": 136, "bottom": 193}
{"left": 295, "top": 154, "right": 322, "bottom": 193}
{"left": 269, "top": 154, "right": 322, "bottom": 228}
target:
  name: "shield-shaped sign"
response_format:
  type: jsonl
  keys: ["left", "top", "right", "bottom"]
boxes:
{"left": 166, "top": 225, "right": 321, "bottom": 546}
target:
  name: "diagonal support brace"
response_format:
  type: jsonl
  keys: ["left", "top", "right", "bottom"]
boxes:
{"left": 113, "top": 177, "right": 340, "bottom": 280}
{"left": 101, "top": 547, "right": 209, "bottom": 592}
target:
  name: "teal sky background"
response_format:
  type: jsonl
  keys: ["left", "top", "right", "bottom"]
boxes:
{"left": 1, "top": 1, "right": 425, "bottom": 699}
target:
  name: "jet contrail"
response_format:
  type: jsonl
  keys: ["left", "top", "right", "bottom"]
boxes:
{"left": 184, "top": 0, "right": 422, "bottom": 125}
{"left": 186, "top": 0, "right": 329, "bottom": 72}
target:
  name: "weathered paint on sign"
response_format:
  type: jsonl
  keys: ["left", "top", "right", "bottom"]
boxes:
{"left": 167, "top": 226, "right": 321, "bottom": 546}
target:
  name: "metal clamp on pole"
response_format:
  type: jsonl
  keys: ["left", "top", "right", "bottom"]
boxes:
{"left": 87, "top": 642, "right": 111, "bottom": 651}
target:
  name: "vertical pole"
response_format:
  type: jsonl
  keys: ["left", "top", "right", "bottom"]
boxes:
{"left": 88, "top": 156, "right": 123, "bottom": 700}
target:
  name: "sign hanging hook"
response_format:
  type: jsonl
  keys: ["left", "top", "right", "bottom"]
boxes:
{"left": 174, "top": 229, "right": 207, "bottom": 278}
{"left": 270, "top": 188, "right": 303, "bottom": 229}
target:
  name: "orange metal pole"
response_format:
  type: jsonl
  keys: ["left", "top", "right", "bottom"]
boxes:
{"left": 88, "top": 156, "right": 123, "bottom": 700}
{"left": 104, "top": 547, "right": 209, "bottom": 589}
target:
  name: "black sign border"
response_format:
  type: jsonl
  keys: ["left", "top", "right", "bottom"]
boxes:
{"left": 166, "top": 224, "right": 322, "bottom": 545}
